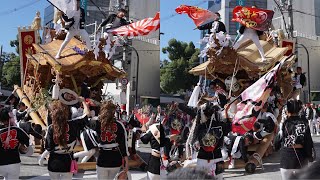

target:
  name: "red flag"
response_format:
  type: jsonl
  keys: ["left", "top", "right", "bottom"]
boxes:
{"left": 232, "top": 60, "right": 285, "bottom": 134}
{"left": 175, "top": 5, "right": 217, "bottom": 27}
{"left": 232, "top": 6, "right": 274, "bottom": 31}
{"left": 134, "top": 113, "right": 150, "bottom": 124}
{"left": 111, "top": 12, "right": 160, "bottom": 37}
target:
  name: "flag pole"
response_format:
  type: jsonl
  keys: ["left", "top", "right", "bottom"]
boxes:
{"left": 46, "top": 0, "right": 64, "bottom": 13}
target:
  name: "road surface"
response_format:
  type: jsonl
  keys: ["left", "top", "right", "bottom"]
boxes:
{"left": 7, "top": 142, "right": 151, "bottom": 180}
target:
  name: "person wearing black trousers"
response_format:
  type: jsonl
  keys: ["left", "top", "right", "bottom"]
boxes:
{"left": 140, "top": 123, "right": 161, "bottom": 180}
{"left": 196, "top": 12, "right": 226, "bottom": 34}
{"left": 274, "top": 99, "right": 315, "bottom": 180}
{"left": 95, "top": 8, "right": 130, "bottom": 40}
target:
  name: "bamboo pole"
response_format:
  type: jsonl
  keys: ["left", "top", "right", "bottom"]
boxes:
{"left": 78, "top": 159, "right": 145, "bottom": 170}
{"left": 14, "top": 85, "right": 46, "bottom": 128}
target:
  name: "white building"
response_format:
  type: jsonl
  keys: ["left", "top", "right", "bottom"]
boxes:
{"left": 103, "top": 0, "right": 160, "bottom": 111}
{"left": 268, "top": 0, "right": 320, "bottom": 103}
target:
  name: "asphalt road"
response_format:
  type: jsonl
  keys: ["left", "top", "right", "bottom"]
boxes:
{"left": 161, "top": 136, "right": 320, "bottom": 180}
{"left": 224, "top": 135, "right": 320, "bottom": 180}
{"left": 2, "top": 136, "right": 320, "bottom": 179}
{"left": 1, "top": 142, "right": 151, "bottom": 180}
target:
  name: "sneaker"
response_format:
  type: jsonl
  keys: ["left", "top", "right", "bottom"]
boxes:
{"left": 55, "top": 55, "right": 61, "bottom": 59}
{"left": 317, "top": 133, "right": 320, "bottom": 136}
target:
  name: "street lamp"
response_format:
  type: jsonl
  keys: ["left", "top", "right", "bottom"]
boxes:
{"left": 296, "top": 44, "right": 310, "bottom": 102}
{"left": 126, "top": 44, "right": 139, "bottom": 106}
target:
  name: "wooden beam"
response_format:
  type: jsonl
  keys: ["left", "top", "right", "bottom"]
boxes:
{"left": 70, "top": 75, "right": 80, "bottom": 94}
{"left": 78, "top": 159, "right": 145, "bottom": 170}
{"left": 78, "top": 162, "right": 96, "bottom": 170}
{"left": 14, "top": 85, "right": 46, "bottom": 128}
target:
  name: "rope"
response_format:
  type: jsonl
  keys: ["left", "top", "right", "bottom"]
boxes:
{"left": 228, "top": 57, "right": 240, "bottom": 98}
{"left": 205, "top": 66, "right": 217, "bottom": 79}
{"left": 204, "top": 66, "right": 207, "bottom": 94}
{"left": 88, "top": 0, "right": 107, "bottom": 19}
{"left": 252, "top": 153, "right": 264, "bottom": 170}
{"left": 284, "top": 123, "right": 303, "bottom": 168}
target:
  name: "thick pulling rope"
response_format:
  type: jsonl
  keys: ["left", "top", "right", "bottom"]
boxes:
{"left": 252, "top": 153, "right": 264, "bottom": 170}
{"left": 284, "top": 123, "right": 303, "bottom": 168}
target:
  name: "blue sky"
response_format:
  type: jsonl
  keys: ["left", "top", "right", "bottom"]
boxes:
{"left": 0, "top": 0, "right": 209, "bottom": 58}
{"left": 0, "top": 0, "right": 49, "bottom": 53}
{"left": 160, "top": 0, "right": 208, "bottom": 60}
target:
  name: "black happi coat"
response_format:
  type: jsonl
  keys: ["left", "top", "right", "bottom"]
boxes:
{"left": 0, "top": 126, "right": 29, "bottom": 166}
{"left": 18, "top": 121, "right": 42, "bottom": 139}
{"left": 198, "top": 21, "right": 227, "bottom": 33}
{"left": 15, "top": 110, "right": 28, "bottom": 122}
{"left": 274, "top": 116, "right": 315, "bottom": 169}
{"left": 45, "top": 115, "right": 88, "bottom": 172}
{"left": 62, "top": 8, "right": 86, "bottom": 30}
{"left": 87, "top": 119, "right": 129, "bottom": 168}
{"left": 101, "top": 14, "right": 129, "bottom": 31}
{"left": 141, "top": 124, "right": 160, "bottom": 175}
{"left": 196, "top": 119, "right": 230, "bottom": 160}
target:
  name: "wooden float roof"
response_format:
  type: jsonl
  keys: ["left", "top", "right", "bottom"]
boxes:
{"left": 30, "top": 38, "right": 126, "bottom": 80}
{"left": 189, "top": 40, "right": 295, "bottom": 80}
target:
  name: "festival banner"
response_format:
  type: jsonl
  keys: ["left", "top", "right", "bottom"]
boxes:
{"left": 232, "top": 59, "right": 285, "bottom": 134}
{"left": 175, "top": 5, "right": 217, "bottom": 27}
{"left": 232, "top": 6, "right": 274, "bottom": 31}
{"left": 19, "top": 29, "right": 36, "bottom": 85}
{"left": 111, "top": 12, "right": 160, "bottom": 37}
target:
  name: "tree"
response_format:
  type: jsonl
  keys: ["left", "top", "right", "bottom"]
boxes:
{"left": 1, "top": 53, "right": 21, "bottom": 87}
{"left": 160, "top": 39, "right": 199, "bottom": 94}
{"left": 10, "top": 35, "right": 20, "bottom": 54}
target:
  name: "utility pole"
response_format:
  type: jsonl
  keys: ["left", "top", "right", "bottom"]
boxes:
{"left": 0, "top": 45, "right": 2, "bottom": 90}
{"left": 287, "top": 0, "right": 294, "bottom": 39}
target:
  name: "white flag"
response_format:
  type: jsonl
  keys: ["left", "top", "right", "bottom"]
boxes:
{"left": 47, "top": 0, "right": 76, "bottom": 18}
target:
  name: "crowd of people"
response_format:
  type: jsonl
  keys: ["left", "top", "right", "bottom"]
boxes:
{"left": 0, "top": 86, "right": 162, "bottom": 180}
{"left": 159, "top": 77, "right": 317, "bottom": 180}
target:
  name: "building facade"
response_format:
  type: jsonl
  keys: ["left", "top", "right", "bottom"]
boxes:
{"left": 127, "top": 0, "right": 160, "bottom": 108}
{"left": 268, "top": 0, "right": 320, "bottom": 102}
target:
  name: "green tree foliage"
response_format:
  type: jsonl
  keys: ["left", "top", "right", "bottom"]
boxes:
{"left": 1, "top": 53, "right": 21, "bottom": 87}
{"left": 10, "top": 35, "right": 20, "bottom": 54}
{"left": 160, "top": 39, "right": 199, "bottom": 94}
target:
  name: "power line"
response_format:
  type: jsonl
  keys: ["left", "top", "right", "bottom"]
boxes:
{"left": 292, "top": 9, "right": 320, "bottom": 18}
{"left": 0, "top": 0, "right": 40, "bottom": 16}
